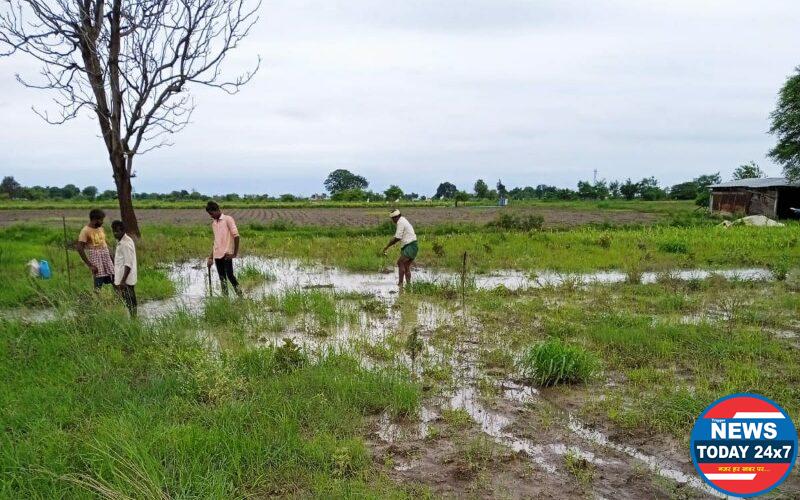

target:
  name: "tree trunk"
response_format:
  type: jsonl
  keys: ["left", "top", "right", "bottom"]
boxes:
{"left": 111, "top": 154, "right": 141, "bottom": 237}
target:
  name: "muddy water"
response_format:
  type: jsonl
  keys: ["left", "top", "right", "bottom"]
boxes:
{"left": 166, "top": 257, "right": 773, "bottom": 296}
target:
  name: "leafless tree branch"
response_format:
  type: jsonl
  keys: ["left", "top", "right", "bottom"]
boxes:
{"left": 0, "top": 0, "right": 260, "bottom": 235}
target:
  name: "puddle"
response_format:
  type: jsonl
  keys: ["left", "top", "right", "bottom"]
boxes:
{"left": 0, "top": 307, "right": 60, "bottom": 323}
{"left": 162, "top": 257, "right": 774, "bottom": 306}
{"left": 377, "top": 407, "right": 438, "bottom": 444}
{"left": 768, "top": 329, "right": 798, "bottom": 339}
{"left": 448, "top": 385, "right": 556, "bottom": 472}
{"left": 501, "top": 380, "right": 539, "bottom": 403}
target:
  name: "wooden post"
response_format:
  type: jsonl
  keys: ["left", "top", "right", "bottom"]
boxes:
{"left": 62, "top": 215, "right": 72, "bottom": 288}
{"left": 460, "top": 251, "right": 468, "bottom": 305}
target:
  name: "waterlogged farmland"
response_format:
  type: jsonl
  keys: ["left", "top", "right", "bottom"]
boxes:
{"left": 1, "top": 216, "right": 800, "bottom": 497}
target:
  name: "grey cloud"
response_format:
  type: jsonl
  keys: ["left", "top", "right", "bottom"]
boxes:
{"left": 1, "top": 0, "right": 797, "bottom": 194}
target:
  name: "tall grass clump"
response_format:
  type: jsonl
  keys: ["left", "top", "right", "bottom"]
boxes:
{"left": 237, "top": 263, "right": 275, "bottom": 287}
{"left": 518, "top": 339, "right": 597, "bottom": 387}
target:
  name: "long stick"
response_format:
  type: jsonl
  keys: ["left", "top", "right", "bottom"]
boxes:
{"left": 62, "top": 215, "right": 72, "bottom": 288}
{"left": 207, "top": 245, "right": 214, "bottom": 297}
{"left": 461, "top": 251, "right": 468, "bottom": 306}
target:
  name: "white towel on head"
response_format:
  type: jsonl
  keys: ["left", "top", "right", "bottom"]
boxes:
{"left": 389, "top": 209, "right": 401, "bottom": 217}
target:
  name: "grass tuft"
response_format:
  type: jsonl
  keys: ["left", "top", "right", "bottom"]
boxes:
{"left": 518, "top": 339, "right": 597, "bottom": 387}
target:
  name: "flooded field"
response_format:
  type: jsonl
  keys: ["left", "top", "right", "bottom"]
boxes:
{"left": 3, "top": 256, "right": 798, "bottom": 498}
{"left": 138, "top": 256, "right": 774, "bottom": 317}
{"left": 134, "top": 258, "right": 782, "bottom": 497}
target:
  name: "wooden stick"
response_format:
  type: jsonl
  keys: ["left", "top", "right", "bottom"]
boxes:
{"left": 207, "top": 245, "right": 214, "bottom": 297}
{"left": 62, "top": 215, "right": 72, "bottom": 288}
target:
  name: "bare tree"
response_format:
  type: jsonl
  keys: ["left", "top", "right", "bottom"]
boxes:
{"left": 1, "top": 0, "right": 260, "bottom": 235}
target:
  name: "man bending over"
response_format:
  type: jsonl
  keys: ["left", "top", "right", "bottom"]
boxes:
{"left": 383, "top": 209, "right": 418, "bottom": 287}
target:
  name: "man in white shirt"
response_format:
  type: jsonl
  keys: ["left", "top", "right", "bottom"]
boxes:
{"left": 111, "top": 220, "right": 138, "bottom": 317}
{"left": 382, "top": 209, "right": 418, "bottom": 287}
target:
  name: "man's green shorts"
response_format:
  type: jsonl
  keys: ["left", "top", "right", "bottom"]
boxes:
{"left": 401, "top": 241, "right": 419, "bottom": 260}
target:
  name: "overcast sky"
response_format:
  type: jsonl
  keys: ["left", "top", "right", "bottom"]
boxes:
{"left": 1, "top": 0, "right": 798, "bottom": 196}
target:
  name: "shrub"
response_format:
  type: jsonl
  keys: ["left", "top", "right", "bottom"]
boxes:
{"left": 274, "top": 338, "right": 307, "bottom": 373}
{"left": 657, "top": 240, "right": 689, "bottom": 254}
{"left": 769, "top": 257, "right": 791, "bottom": 281}
{"left": 488, "top": 213, "right": 544, "bottom": 231}
{"left": 785, "top": 268, "right": 800, "bottom": 291}
{"left": 518, "top": 339, "right": 597, "bottom": 387}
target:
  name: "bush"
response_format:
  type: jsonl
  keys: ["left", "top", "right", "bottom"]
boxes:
{"left": 274, "top": 338, "right": 307, "bottom": 373}
{"left": 657, "top": 240, "right": 689, "bottom": 254}
{"left": 785, "top": 268, "right": 800, "bottom": 291}
{"left": 488, "top": 213, "right": 544, "bottom": 231}
{"left": 596, "top": 233, "right": 612, "bottom": 248}
{"left": 518, "top": 339, "right": 597, "bottom": 386}
{"left": 769, "top": 257, "right": 791, "bottom": 281}
{"left": 331, "top": 189, "right": 370, "bottom": 202}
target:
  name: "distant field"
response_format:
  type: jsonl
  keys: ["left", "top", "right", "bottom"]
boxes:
{"left": 0, "top": 202, "right": 682, "bottom": 228}
{"left": 0, "top": 205, "right": 661, "bottom": 228}
{"left": 0, "top": 198, "right": 696, "bottom": 213}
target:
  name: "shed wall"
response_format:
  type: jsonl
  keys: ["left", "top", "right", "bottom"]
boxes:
{"left": 710, "top": 189, "right": 778, "bottom": 218}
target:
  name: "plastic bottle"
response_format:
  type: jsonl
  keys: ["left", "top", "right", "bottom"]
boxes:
{"left": 38, "top": 260, "right": 52, "bottom": 279}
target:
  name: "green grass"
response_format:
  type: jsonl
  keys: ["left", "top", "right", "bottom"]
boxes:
{"left": 237, "top": 263, "right": 275, "bottom": 289}
{"left": 470, "top": 278, "right": 800, "bottom": 437}
{"left": 517, "top": 339, "right": 598, "bottom": 387}
{"left": 4, "top": 214, "right": 799, "bottom": 307}
{"left": 0, "top": 301, "right": 420, "bottom": 497}
{"left": 0, "top": 225, "right": 174, "bottom": 307}
{"left": 564, "top": 451, "right": 595, "bottom": 486}
{"left": 2, "top": 209, "right": 800, "bottom": 472}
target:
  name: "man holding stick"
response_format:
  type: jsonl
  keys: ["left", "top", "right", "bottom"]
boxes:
{"left": 205, "top": 201, "right": 242, "bottom": 297}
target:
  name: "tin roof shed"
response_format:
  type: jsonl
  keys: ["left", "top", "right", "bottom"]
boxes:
{"left": 710, "top": 177, "right": 800, "bottom": 189}
{"left": 709, "top": 177, "right": 800, "bottom": 219}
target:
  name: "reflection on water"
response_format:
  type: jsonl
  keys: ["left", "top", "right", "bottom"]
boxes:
{"left": 166, "top": 257, "right": 774, "bottom": 298}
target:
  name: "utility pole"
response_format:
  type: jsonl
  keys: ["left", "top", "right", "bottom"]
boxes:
{"left": 593, "top": 169, "right": 598, "bottom": 183}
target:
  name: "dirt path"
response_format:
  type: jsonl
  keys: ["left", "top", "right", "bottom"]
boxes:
{"left": 0, "top": 206, "right": 660, "bottom": 228}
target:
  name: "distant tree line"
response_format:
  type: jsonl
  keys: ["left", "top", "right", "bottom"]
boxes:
{"left": 0, "top": 161, "right": 768, "bottom": 206}
{"left": 0, "top": 177, "right": 117, "bottom": 200}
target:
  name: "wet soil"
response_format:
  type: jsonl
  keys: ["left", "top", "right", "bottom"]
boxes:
{"left": 367, "top": 311, "right": 724, "bottom": 499}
